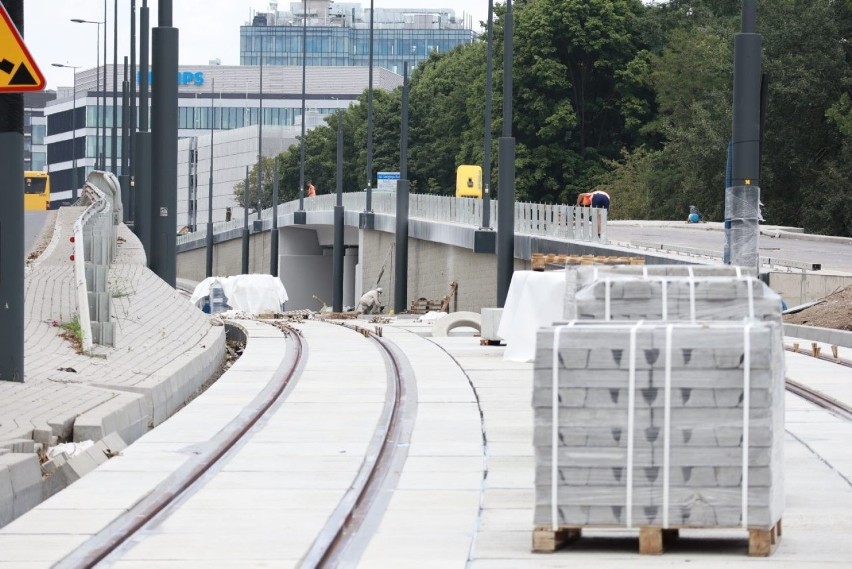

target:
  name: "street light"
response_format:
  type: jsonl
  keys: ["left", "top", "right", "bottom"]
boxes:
{"left": 70, "top": 18, "right": 104, "bottom": 171}
{"left": 52, "top": 63, "right": 81, "bottom": 201}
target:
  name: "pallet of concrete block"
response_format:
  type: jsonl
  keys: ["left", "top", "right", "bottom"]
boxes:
{"left": 574, "top": 276, "right": 781, "bottom": 323}
{"left": 563, "top": 265, "right": 765, "bottom": 320}
{"left": 531, "top": 321, "right": 784, "bottom": 556}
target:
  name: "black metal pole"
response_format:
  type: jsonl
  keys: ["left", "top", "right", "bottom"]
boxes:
{"left": 95, "top": 23, "right": 101, "bottom": 171}
{"left": 139, "top": 1, "right": 149, "bottom": 132}
{"left": 150, "top": 0, "right": 178, "bottom": 286}
{"left": 102, "top": 0, "right": 107, "bottom": 169}
{"left": 366, "top": 0, "right": 374, "bottom": 212}
{"left": 134, "top": 0, "right": 151, "bottom": 262}
{"left": 242, "top": 166, "right": 250, "bottom": 274}
{"left": 727, "top": 0, "right": 762, "bottom": 271}
{"left": 298, "top": 0, "right": 307, "bottom": 214}
{"left": 111, "top": 0, "right": 118, "bottom": 174}
{"left": 394, "top": 62, "right": 410, "bottom": 315}
{"left": 0, "top": 0, "right": 24, "bottom": 382}
{"left": 72, "top": 69, "right": 78, "bottom": 200}
{"left": 270, "top": 161, "right": 279, "bottom": 277}
{"left": 257, "top": 34, "right": 264, "bottom": 221}
{"left": 130, "top": 0, "right": 137, "bottom": 186}
{"left": 206, "top": 78, "right": 215, "bottom": 278}
{"left": 332, "top": 108, "right": 344, "bottom": 312}
{"left": 120, "top": 57, "right": 130, "bottom": 221}
{"left": 482, "top": 0, "right": 494, "bottom": 228}
{"left": 135, "top": 131, "right": 151, "bottom": 263}
{"left": 497, "top": 0, "right": 515, "bottom": 308}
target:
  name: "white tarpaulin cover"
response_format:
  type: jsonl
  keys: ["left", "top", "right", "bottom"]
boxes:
{"left": 190, "top": 274, "right": 289, "bottom": 314}
{"left": 497, "top": 270, "right": 567, "bottom": 362}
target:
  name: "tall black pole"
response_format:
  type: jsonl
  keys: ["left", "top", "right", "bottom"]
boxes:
{"left": 497, "top": 0, "right": 515, "bottom": 308}
{"left": 130, "top": 0, "right": 137, "bottom": 186}
{"left": 150, "top": 0, "right": 178, "bottom": 286}
{"left": 270, "top": 161, "right": 279, "bottom": 276}
{"left": 257, "top": 34, "right": 264, "bottom": 221}
{"left": 102, "top": 0, "right": 107, "bottom": 169}
{"left": 120, "top": 56, "right": 130, "bottom": 221}
{"left": 394, "top": 62, "right": 410, "bottom": 315}
{"left": 727, "top": 0, "right": 762, "bottom": 271}
{"left": 366, "top": 0, "right": 374, "bottom": 212}
{"left": 111, "top": 0, "right": 118, "bottom": 174}
{"left": 296, "top": 0, "right": 307, "bottom": 224}
{"left": 482, "top": 0, "right": 494, "bottom": 228}
{"left": 139, "top": 1, "right": 149, "bottom": 132}
{"left": 134, "top": 0, "right": 151, "bottom": 263}
{"left": 0, "top": 0, "right": 24, "bottom": 381}
{"left": 72, "top": 69, "right": 78, "bottom": 200}
{"left": 332, "top": 107, "right": 344, "bottom": 312}
{"left": 95, "top": 23, "right": 101, "bottom": 171}
{"left": 242, "top": 166, "right": 250, "bottom": 275}
{"left": 206, "top": 78, "right": 215, "bottom": 278}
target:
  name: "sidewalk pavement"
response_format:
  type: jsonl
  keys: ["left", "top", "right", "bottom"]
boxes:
{"left": 1, "top": 208, "right": 225, "bottom": 526}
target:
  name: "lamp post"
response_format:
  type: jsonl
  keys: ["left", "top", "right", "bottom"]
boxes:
{"left": 52, "top": 63, "right": 81, "bottom": 200}
{"left": 70, "top": 19, "right": 103, "bottom": 171}
{"left": 294, "top": 0, "right": 308, "bottom": 225}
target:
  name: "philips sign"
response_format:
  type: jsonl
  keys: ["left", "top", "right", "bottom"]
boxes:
{"left": 136, "top": 71, "right": 205, "bottom": 87}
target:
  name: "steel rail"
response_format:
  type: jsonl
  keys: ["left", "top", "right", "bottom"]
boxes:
{"left": 303, "top": 321, "right": 413, "bottom": 568}
{"left": 57, "top": 322, "right": 305, "bottom": 569}
{"left": 783, "top": 344, "right": 852, "bottom": 420}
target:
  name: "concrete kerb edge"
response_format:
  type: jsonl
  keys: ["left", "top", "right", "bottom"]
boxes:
{"left": 783, "top": 323, "right": 852, "bottom": 349}
{"left": 79, "top": 324, "right": 227, "bottom": 434}
{"left": 0, "top": 432, "right": 130, "bottom": 530}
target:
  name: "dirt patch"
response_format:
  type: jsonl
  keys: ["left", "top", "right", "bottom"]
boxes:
{"left": 783, "top": 285, "right": 852, "bottom": 331}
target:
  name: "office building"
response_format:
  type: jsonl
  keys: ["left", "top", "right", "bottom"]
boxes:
{"left": 241, "top": 1, "right": 477, "bottom": 74}
{"left": 43, "top": 64, "right": 402, "bottom": 205}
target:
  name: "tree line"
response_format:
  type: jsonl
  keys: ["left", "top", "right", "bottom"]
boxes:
{"left": 235, "top": 0, "right": 852, "bottom": 237}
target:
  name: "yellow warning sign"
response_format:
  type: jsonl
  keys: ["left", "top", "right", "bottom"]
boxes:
{"left": 0, "top": 3, "right": 45, "bottom": 92}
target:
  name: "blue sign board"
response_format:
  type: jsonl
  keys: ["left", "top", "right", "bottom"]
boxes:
{"left": 376, "top": 171, "right": 400, "bottom": 192}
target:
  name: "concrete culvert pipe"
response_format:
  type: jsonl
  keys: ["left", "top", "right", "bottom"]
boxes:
{"left": 431, "top": 311, "right": 482, "bottom": 337}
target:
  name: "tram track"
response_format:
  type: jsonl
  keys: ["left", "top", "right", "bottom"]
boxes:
{"left": 56, "top": 318, "right": 414, "bottom": 568}
{"left": 57, "top": 322, "right": 307, "bottom": 568}
{"left": 302, "top": 321, "right": 415, "bottom": 568}
{"left": 784, "top": 345, "right": 852, "bottom": 422}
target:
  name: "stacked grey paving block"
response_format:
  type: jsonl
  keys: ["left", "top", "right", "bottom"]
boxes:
{"left": 533, "top": 323, "right": 785, "bottom": 529}
{"left": 574, "top": 277, "right": 782, "bottom": 323}
{"left": 533, "top": 265, "right": 785, "bottom": 531}
{"left": 563, "top": 265, "right": 757, "bottom": 320}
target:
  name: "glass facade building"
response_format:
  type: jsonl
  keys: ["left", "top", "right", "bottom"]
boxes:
{"left": 240, "top": 2, "right": 476, "bottom": 74}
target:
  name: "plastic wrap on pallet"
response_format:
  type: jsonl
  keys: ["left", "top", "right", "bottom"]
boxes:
{"left": 574, "top": 276, "right": 782, "bottom": 324}
{"left": 563, "top": 265, "right": 758, "bottom": 320}
{"left": 533, "top": 321, "right": 785, "bottom": 531}
{"left": 725, "top": 185, "right": 761, "bottom": 270}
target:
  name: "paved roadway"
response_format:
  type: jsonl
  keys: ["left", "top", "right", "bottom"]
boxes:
{"left": 24, "top": 211, "right": 49, "bottom": 254}
{"left": 607, "top": 222, "right": 852, "bottom": 273}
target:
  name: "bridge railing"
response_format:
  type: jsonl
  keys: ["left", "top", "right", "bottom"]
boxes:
{"left": 178, "top": 192, "right": 607, "bottom": 245}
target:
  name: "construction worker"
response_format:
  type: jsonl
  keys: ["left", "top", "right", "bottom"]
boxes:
{"left": 356, "top": 287, "right": 383, "bottom": 315}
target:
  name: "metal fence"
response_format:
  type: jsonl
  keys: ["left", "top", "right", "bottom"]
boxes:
{"left": 73, "top": 172, "right": 121, "bottom": 351}
{"left": 178, "top": 192, "right": 608, "bottom": 246}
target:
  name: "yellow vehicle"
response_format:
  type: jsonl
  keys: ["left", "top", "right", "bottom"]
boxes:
{"left": 24, "top": 171, "right": 50, "bottom": 211}
{"left": 455, "top": 165, "right": 483, "bottom": 198}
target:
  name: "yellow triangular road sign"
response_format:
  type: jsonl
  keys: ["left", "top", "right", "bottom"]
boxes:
{"left": 0, "top": 3, "right": 46, "bottom": 92}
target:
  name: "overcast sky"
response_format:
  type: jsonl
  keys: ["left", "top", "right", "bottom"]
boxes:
{"left": 21, "top": 1, "right": 491, "bottom": 90}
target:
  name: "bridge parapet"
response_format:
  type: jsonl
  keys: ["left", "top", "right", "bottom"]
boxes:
{"left": 177, "top": 192, "right": 607, "bottom": 246}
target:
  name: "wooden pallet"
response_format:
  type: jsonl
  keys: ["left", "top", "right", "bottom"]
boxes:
{"left": 532, "top": 519, "right": 782, "bottom": 557}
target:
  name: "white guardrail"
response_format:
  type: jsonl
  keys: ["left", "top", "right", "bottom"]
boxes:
{"left": 178, "top": 192, "right": 608, "bottom": 246}
{"left": 73, "top": 172, "right": 122, "bottom": 352}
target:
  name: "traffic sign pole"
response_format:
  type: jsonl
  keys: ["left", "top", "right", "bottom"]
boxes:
{"left": 0, "top": 0, "right": 27, "bottom": 382}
